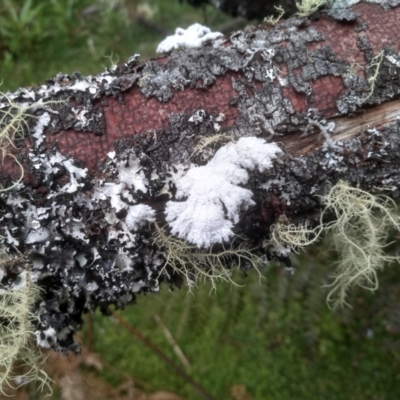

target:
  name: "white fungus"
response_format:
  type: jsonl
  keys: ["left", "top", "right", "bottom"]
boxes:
{"left": 156, "top": 23, "right": 223, "bottom": 53}
{"left": 165, "top": 137, "right": 282, "bottom": 247}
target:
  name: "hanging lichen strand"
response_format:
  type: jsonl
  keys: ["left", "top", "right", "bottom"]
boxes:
{"left": 1, "top": 0, "right": 400, "bottom": 360}
{"left": 0, "top": 252, "right": 51, "bottom": 393}
{"left": 270, "top": 181, "right": 400, "bottom": 308}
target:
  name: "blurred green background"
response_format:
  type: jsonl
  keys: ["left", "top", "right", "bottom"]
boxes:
{"left": 1, "top": 1, "right": 400, "bottom": 399}
{"left": 0, "top": 0, "right": 232, "bottom": 91}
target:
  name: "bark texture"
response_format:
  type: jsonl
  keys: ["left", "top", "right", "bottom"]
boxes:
{"left": 1, "top": 0, "right": 400, "bottom": 353}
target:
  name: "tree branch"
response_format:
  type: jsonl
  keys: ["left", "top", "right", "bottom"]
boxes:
{"left": 1, "top": 0, "right": 400, "bottom": 353}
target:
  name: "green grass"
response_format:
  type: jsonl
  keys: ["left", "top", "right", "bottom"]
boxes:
{"left": 0, "top": 0, "right": 230, "bottom": 91}
{"left": 88, "top": 252, "right": 400, "bottom": 399}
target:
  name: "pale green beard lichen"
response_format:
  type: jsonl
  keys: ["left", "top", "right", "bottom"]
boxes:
{"left": 296, "top": 0, "right": 329, "bottom": 17}
{"left": 270, "top": 180, "right": 400, "bottom": 308}
{"left": 191, "top": 133, "right": 235, "bottom": 158}
{"left": 153, "top": 224, "right": 264, "bottom": 292}
{"left": 264, "top": 5, "right": 285, "bottom": 26}
{"left": 363, "top": 50, "right": 384, "bottom": 102}
{"left": 0, "top": 251, "right": 50, "bottom": 393}
{"left": 0, "top": 92, "right": 29, "bottom": 192}
{"left": 0, "top": 91, "right": 65, "bottom": 193}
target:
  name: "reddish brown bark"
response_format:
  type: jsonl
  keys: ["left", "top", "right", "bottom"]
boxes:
{"left": 2, "top": 2, "right": 400, "bottom": 181}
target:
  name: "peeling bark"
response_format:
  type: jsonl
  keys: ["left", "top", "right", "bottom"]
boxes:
{"left": 1, "top": 0, "right": 400, "bottom": 353}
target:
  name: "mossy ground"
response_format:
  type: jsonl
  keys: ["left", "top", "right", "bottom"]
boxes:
{"left": 88, "top": 256, "right": 400, "bottom": 400}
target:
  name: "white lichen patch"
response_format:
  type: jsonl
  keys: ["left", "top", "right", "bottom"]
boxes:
{"left": 50, "top": 152, "right": 88, "bottom": 194}
{"left": 156, "top": 23, "right": 223, "bottom": 53}
{"left": 35, "top": 327, "right": 56, "bottom": 349}
{"left": 36, "top": 71, "right": 115, "bottom": 99}
{"left": 31, "top": 112, "right": 51, "bottom": 148}
{"left": 125, "top": 204, "right": 156, "bottom": 231}
{"left": 24, "top": 205, "right": 50, "bottom": 245}
{"left": 386, "top": 54, "right": 400, "bottom": 68}
{"left": 95, "top": 153, "right": 153, "bottom": 217}
{"left": 165, "top": 137, "right": 282, "bottom": 247}
{"left": 98, "top": 182, "right": 127, "bottom": 213}
{"left": 4, "top": 228, "right": 19, "bottom": 247}
{"left": 29, "top": 151, "right": 88, "bottom": 195}
{"left": 261, "top": 177, "right": 292, "bottom": 205}
{"left": 118, "top": 154, "right": 148, "bottom": 193}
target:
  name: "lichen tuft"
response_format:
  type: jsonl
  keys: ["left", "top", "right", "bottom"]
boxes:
{"left": 270, "top": 180, "right": 400, "bottom": 308}
{"left": 0, "top": 251, "right": 51, "bottom": 393}
{"left": 153, "top": 223, "right": 264, "bottom": 292}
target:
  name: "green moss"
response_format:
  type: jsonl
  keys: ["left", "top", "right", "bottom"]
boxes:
{"left": 89, "top": 262, "right": 400, "bottom": 400}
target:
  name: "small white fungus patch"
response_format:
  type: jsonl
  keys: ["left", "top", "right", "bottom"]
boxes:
{"left": 165, "top": 137, "right": 282, "bottom": 247}
{"left": 156, "top": 23, "right": 223, "bottom": 53}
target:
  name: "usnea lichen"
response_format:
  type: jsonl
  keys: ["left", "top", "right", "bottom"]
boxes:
{"left": 0, "top": 92, "right": 30, "bottom": 192}
{"left": 270, "top": 180, "right": 400, "bottom": 307}
{"left": 191, "top": 133, "right": 235, "bottom": 159}
{"left": 153, "top": 224, "right": 264, "bottom": 291}
{"left": 363, "top": 50, "right": 384, "bottom": 102}
{"left": 264, "top": 5, "right": 285, "bottom": 26}
{"left": 296, "top": 0, "right": 328, "bottom": 17}
{"left": 0, "top": 90, "right": 67, "bottom": 193}
{"left": 0, "top": 252, "right": 50, "bottom": 393}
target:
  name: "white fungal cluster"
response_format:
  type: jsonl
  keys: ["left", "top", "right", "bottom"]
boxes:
{"left": 156, "top": 23, "right": 223, "bottom": 53}
{"left": 165, "top": 137, "right": 282, "bottom": 247}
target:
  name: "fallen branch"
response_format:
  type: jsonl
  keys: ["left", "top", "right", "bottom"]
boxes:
{"left": 0, "top": 0, "right": 399, "bottom": 365}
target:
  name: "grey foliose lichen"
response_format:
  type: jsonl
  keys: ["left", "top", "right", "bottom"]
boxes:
{"left": 0, "top": 134, "right": 285, "bottom": 352}
{"left": 0, "top": 147, "right": 163, "bottom": 352}
{"left": 141, "top": 20, "right": 330, "bottom": 103}
{"left": 2, "top": 0, "right": 400, "bottom": 354}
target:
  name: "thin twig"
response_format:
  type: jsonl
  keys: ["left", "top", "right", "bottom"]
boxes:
{"left": 86, "top": 313, "right": 94, "bottom": 353}
{"left": 111, "top": 312, "right": 216, "bottom": 400}
{"left": 154, "top": 314, "right": 191, "bottom": 370}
